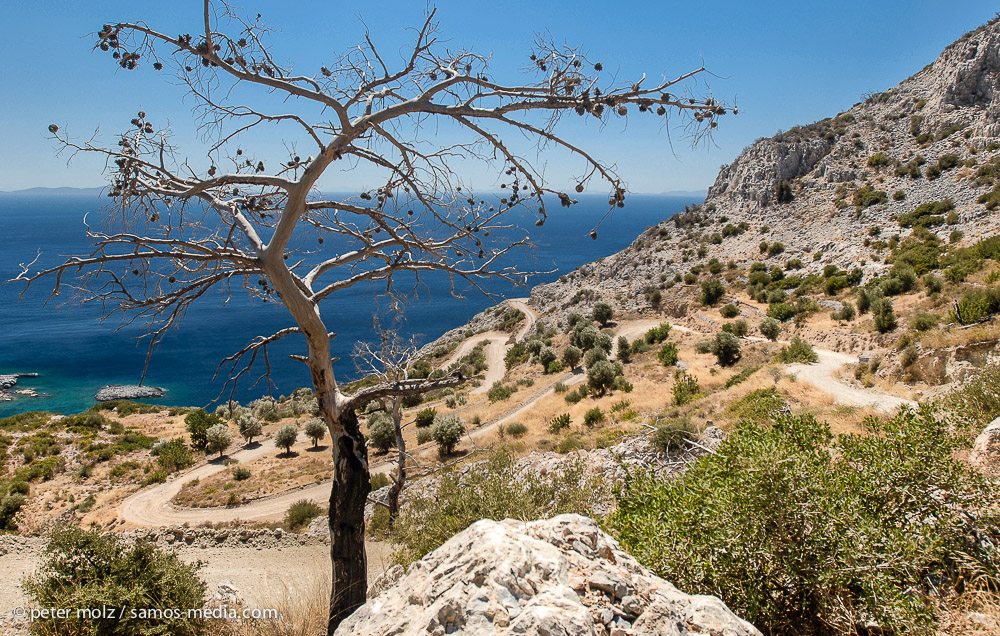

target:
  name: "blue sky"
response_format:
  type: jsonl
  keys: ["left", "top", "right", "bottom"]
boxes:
{"left": 0, "top": 1, "right": 995, "bottom": 193}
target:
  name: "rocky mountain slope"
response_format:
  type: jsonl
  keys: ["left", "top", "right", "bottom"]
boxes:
{"left": 521, "top": 17, "right": 1000, "bottom": 321}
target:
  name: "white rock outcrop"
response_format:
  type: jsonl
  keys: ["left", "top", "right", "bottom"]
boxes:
{"left": 336, "top": 514, "right": 760, "bottom": 636}
{"left": 970, "top": 415, "right": 1000, "bottom": 477}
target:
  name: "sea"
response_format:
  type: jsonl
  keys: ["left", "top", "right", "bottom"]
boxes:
{"left": 0, "top": 191, "right": 696, "bottom": 417}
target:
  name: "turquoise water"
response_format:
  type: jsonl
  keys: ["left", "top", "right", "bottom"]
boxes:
{"left": 0, "top": 192, "right": 693, "bottom": 417}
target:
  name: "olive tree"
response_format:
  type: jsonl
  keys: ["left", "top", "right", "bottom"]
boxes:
{"left": 16, "top": 1, "right": 728, "bottom": 629}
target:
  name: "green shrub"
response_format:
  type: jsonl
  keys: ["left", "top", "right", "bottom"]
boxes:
{"left": 832, "top": 301, "right": 856, "bottom": 321}
{"left": 204, "top": 423, "right": 232, "bottom": 458}
{"left": 487, "top": 382, "right": 514, "bottom": 403}
{"left": 700, "top": 280, "right": 726, "bottom": 306}
{"left": 274, "top": 424, "right": 298, "bottom": 454}
{"left": 0, "top": 493, "right": 26, "bottom": 530}
{"left": 416, "top": 427, "right": 433, "bottom": 445}
{"left": 722, "top": 319, "right": 749, "bottom": 338}
{"left": 954, "top": 286, "right": 1000, "bottom": 324}
{"left": 548, "top": 413, "right": 572, "bottom": 433}
{"left": 564, "top": 389, "right": 583, "bottom": 405}
{"left": 506, "top": 422, "right": 528, "bottom": 438}
{"left": 91, "top": 401, "right": 161, "bottom": 417}
{"left": 672, "top": 371, "right": 701, "bottom": 406}
{"left": 759, "top": 317, "right": 781, "bottom": 341}
{"left": 156, "top": 439, "right": 193, "bottom": 473}
{"left": 657, "top": 342, "right": 679, "bottom": 367}
{"left": 872, "top": 297, "right": 898, "bottom": 333}
{"left": 432, "top": 414, "right": 466, "bottom": 455}
{"left": 609, "top": 409, "right": 1000, "bottom": 636}
{"left": 644, "top": 323, "right": 672, "bottom": 344}
{"left": 24, "top": 526, "right": 207, "bottom": 635}
{"left": 852, "top": 184, "right": 888, "bottom": 210}
{"left": 583, "top": 408, "right": 605, "bottom": 428}
{"left": 231, "top": 465, "right": 251, "bottom": 481}
{"left": 767, "top": 242, "right": 785, "bottom": 257}
{"left": 415, "top": 407, "right": 437, "bottom": 427}
{"left": 141, "top": 470, "right": 167, "bottom": 486}
{"left": 392, "top": 446, "right": 605, "bottom": 566}
{"left": 285, "top": 499, "right": 323, "bottom": 530}
{"left": 867, "top": 152, "right": 891, "bottom": 168}
{"left": 652, "top": 418, "right": 700, "bottom": 453}
{"left": 504, "top": 342, "right": 529, "bottom": 370}
{"left": 898, "top": 199, "right": 954, "bottom": 228}
{"left": 719, "top": 303, "right": 740, "bottom": 318}
{"left": 910, "top": 312, "right": 938, "bottom": 332}
{"left": 767, "top": 302, "right": 797, "bottom": 322}
{"left": 370, "top": 472, "right": 390, "bottom": 491}
{"left": 367, "top": 412, "right": 396, "bottom": 453}
{"left": 775, "top": 337, "right": 819, "bottom": 363}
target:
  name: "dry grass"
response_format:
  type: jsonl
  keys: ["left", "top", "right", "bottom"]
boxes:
{"left": 172, "top": 453, "right": 332, "bottom": 508}
{"left": 212, "top": 578, "right": 331, "bottom": 636}
{"left": 935, "top": 590, "right": 1000, "bottom": 636}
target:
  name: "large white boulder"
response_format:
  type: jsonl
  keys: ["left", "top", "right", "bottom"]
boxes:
{"left": 336, "top": 514, "right": 760, "bottom": 636}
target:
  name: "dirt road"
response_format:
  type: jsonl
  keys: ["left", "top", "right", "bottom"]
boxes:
{"left": 785, "top": 348, "right": 915, "bottom": 413}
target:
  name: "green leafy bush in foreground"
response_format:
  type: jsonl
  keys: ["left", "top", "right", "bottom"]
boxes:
{"left": 24, "top": 526, "right": 206, "bottom": 636}
{"left": 609, "top": 408, "right": 1000, "bottom": 636}
{"left": 775, "top": 336, "right": 819, "bottom": 363}
{"left": 391, "top": 445, "right": 605, "bottom": 566}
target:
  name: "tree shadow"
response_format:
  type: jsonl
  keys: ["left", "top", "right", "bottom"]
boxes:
{"left": 305, "top": 445, "right": 327, "bottom": 452}
{"left": 243, "top": 441, "right": 262, "bottom": 450}
{"left": 278, "top": 450, "right": 300, "bottom": 458}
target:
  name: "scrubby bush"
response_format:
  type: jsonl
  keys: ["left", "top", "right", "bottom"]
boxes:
{"left": 416, "top": 427, "right": 433, "bottom": 445}
{"left": 366, "top": 412, "right": 396, "bottom": 453}
{"left": 432, "top": 414, "right": 466, "bottom": 455}
{"left": 652, "top": 418, "right": 700, "bottom": 453}
{"left": 285, "top": 499, "right": 323, "bottom": 530}
{"left": 506, "top": 422, "right": 528, "bottom": 438}
{"left": 728, "top": 388, "right": 788, "bottom": 423}
{"left": 672, "top": 371, "right": 701, "bottom": 406}
{"left": 616, "top": 336, "right": 631, "bottom": 363}
{"left": 415, "top": 407, "right": 437, "bottom": 427}
{"left": 832, "top": 301, "right": 856, "bottom": 322}
{"left": 910, "top": 312, "right": 938, "bottom": 332}
{"left": 759, "top": 317, "right": 781, "bottom": 341}
{"left": 24, "top": 525, "right": 206, "bottom": 635}
{"left": 610, "top": 409, "right": 1000, "bottom": 636}
{"left": 537, "top": 345, "right": 558, "bottom": 370}
{"left": 583, "top": 407, "right": 605, "bottom": 428}
{"left": 923, "top": 273, "right": 943, "bottom": 294}
{"left": 700, "top": 280, "right": 726, "bottom": 306}
{"left": 657, "top": 342, "right": 679, "bottom": 367}
{"left": 274, "top": 424, "right": 298, "bottom": 454}
{"left": 392, "top": 446, "right": 605, "bottom": 566}
{"left": 720, "top": 303, "right": 740, "bottom": 318}
{"left": 299, "top": 418, "right": 325, "bottom": 449}
{"left": 184, "top": 408, "right": 221, "bottom": 451}
{"left": 0, "top": 493, "right": 26, "bottom": 531}
{"left": 204, "top": 424, "right": 232, "bottom": 459}
{"left": 775, "top": 337, "right": 819, "bottom": 363}
{"left": 948, "top": 365, "right": 1000, "bottom": 427}
{"left": 954, "top": 286, "right": 1000, "bottom": 324}
{"left": 236, "top": 412, "right": 263, "bottom": 444}
{"left": 767, "top": 302, "right": 797, "bottom": 322}
{"left": 231, "top": 465, "right": 251, "bottom": 481}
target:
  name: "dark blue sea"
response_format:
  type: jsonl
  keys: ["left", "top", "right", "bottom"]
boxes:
{"left": 0, "top": 192, "right": 694, "bottom": 417}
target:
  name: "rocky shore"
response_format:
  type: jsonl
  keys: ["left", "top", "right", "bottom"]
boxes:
{"left": 95, "top": 384, "right": 166, "bottom": 401}
{"left": 0, "top": 373, "right": 40, "bottom": 402}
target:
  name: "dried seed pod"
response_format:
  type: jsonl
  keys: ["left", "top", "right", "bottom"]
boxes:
{"left": 48, "top": 124, "right": 59, "bottom": 134}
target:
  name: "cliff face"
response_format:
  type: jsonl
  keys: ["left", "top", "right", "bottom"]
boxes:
{"left": 520, "top": 17, "right": 1000, "bottom": 324}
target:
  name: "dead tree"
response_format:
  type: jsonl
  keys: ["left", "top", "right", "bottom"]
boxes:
{"left": 16, "top": 1, "right": 730, "bottom": 631}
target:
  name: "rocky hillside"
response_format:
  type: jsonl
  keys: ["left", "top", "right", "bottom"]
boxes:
{"left": 522, "top": 17, "right": 1000, "bottom": 321}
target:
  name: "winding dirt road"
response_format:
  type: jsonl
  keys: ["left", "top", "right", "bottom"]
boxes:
{"left": 119, "top": 312, "right": 911, "bottom": 527}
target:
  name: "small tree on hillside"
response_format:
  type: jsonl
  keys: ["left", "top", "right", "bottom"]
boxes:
{"left": 185, "top": 409, "right": 220, "bottom": 451}
{"left": 760, "top": 317, "right": 782, "bottom": 341}
{"left": 561, "top": 345, "right": 582, "bottom": 370}
{"left": 305, "top": 419, "right": 328, "bottom": 448}
{"left": 237, "top": 412, "right": 263, "bottom": 445}
{"left": 18, "top": 2, "right": 729, "bottom": 628}
{"left": 274, "top": 424, "right": 298, "bottom": 455}
{"left": 592, "top": 302, "right": 614, "bottom": 327}
{"left": 701, "top": 280, "right": 726, "bottom": 306}
{"left": 205, "top": 423, "right": 232, "bottom": 458}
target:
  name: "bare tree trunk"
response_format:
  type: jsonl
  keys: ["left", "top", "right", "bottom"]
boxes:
{"left": 327, "top": 408, "right": 370, "bottom": 634}
{"left": 387, "top": 394, "right": 405, "bottom": 526}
